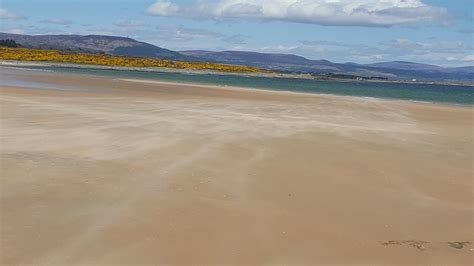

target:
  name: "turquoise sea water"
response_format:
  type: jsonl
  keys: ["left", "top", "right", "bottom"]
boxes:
{"left": 9, "top": 66, "right": 474, "bottom": 105}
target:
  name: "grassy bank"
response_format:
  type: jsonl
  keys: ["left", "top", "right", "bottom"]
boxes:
{"left": 0, "top": 47, "right": 267, "bottom": 73}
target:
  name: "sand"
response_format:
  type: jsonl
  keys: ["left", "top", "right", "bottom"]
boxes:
{"left": 1, "top": 68, "right": 473, "bottom": 265}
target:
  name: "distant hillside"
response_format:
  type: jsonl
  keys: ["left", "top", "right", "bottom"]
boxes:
{"left": 182, "top": 50, "right": 474, "bottom": 81}
{"left": 182, "top": 50, "right": 339, "bottom": 72}
{"left": 0, "top": 33, "right": 185, "bottom": 60}
{"left": 183, "top": 50, "right": 316, "bottom": 65}
{"left": 0, "top": 32, "right": 472, "bottom": 81}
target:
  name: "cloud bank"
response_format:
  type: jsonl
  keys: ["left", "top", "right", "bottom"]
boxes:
{"left": 40, "top": 19, "right": 73, "bottom": 25}
{"left": 254, "top": 38, "right": 473, "bottom": 66}
{"left": 155, "top": 25, "right": 223, "bottom": 42}
{"left": 0, "top": 8, "right": 26, "bottom": 20}
{"left": 145, "top": 0, "right": 449, "bottom": 27}
{"left": 113, "top": 20, "right": 145, "bottom": 28}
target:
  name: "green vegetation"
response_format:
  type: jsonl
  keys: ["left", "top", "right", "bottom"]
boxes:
{"left": 0, "top": 47, "right": 268, "bottom": 73}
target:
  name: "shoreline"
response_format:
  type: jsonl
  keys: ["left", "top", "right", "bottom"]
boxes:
{"left": 0, "top": 60, "right": 311, "bottom": 79}
{"left": 119, "top": 78, "right": 473, "bottom": 108}
{"left": 2, "top": 65, "right": 472, "bottom": 108}
{"left": 2, "top": 60, "right": 473, "bottom": 87}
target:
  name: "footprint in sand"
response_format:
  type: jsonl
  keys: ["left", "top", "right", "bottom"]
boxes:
{"left": 381, "top": 240, "right": 471, "bottom": 251}
{"left": 447, "top": 242, "right": 471, "bottom": 250}
{"left": 381, "top": 240, "right": 428, "bottom": 250}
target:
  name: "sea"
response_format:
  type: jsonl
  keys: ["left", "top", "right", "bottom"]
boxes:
{"left": 4, "top": 65, "right": 474, "bottom": 105}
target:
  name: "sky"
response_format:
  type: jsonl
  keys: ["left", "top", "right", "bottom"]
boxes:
{"left": 0, "top": 0, "right": 473, "bottom": 66}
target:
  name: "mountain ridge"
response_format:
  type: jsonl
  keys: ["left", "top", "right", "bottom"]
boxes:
{"left": 180, "top": 50, "right": 473, "bottom": 81}
{"left": 1, "top": 32, "right": 472, "bottom": 81}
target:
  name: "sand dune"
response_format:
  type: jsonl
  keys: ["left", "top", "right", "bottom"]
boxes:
{"left": 1, "top": 68, "right": 473, "bottom": 264}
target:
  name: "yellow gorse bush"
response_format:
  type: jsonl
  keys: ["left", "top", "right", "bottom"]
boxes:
{"left": 0, "top": 47, "right": 267, "bottom": 73}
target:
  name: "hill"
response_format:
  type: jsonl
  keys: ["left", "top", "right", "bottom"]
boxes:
{"left": 182, "top": 50, "right": 474, "bottom": 81}
{"left": 1, "top": 33, "right": 472, "bottom": 81}
{"left": 0, "top": 47, "right": 266, "bottom": 73}
{"left": 181, "top": 50, "right": 339, "bottom": 72}
{"left": 0, "top": 33, "right": 185, "bottom": 60}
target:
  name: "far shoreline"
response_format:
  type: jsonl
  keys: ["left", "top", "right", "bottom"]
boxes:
{"left": 1, "top": 64, "right": 473, "bottom": 109}
{"left": 2, "top": 60, "right": 473, "bottom": 87}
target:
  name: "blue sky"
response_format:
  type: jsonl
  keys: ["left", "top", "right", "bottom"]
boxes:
{"left": 1, "top": 0, "right": 472, "bottom": 66}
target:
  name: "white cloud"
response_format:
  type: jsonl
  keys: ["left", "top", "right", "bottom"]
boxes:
{"left": 146, "top": 0, "right": 180, "bottom": 16}
{"left": 461, "top": 55, "right": 474, "bottom": 62}
{"left": 113, "top": 20, "right": 145, "bottom": 28}
{"left": 241, "top": 38, "right": 473, "bottom": 66}
{"left": 40, "top": 19, "right": 73, "bottom": 25}
{"left": 145, "top": 0, "right": 449, "bottom": 27}
{"left": 382, "top": 39, "right": 472, "bottom": 55}
{"left": 222, "top": 34, "right": 248, "bottom": 45}
{"left": 1, "top": 28, "right": 26, "bottom": 34}
{"left": 155, "top": 25, "right": 223, "bottom": 42}
{"left": 0, "top": 8, "right": 26, "bottom": 20}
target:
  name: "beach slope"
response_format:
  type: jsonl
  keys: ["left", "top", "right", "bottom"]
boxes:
{"left": 1, "top": 68, "right": 473, "bottom": 264}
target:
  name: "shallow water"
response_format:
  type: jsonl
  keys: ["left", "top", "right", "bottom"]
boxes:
{"left": 5, "top": 65, "right": 474, "bottom": 105}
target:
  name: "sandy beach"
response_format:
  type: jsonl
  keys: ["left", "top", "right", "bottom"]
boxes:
{"left": 1, "top": 68, "right": 473, "bottom": 264}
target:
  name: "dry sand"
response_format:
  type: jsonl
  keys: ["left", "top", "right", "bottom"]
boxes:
{"left": 1, "top": 68, "right": 473, "bottom": 265}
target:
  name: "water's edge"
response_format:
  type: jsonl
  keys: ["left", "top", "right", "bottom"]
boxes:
{"left": 2, "top": 65, "right": 473, "bottom": 106}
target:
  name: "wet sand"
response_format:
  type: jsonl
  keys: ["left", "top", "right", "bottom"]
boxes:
{"left": 1, "top": 68, "right": 473, "bottom": 264}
